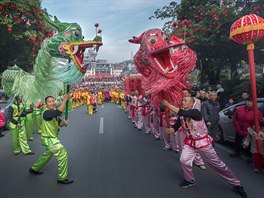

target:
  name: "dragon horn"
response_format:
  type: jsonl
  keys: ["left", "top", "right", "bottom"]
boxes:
{"left": 43, "top": 14, "right": 67, "bottom": 32}
{"left": 128, "top": 32, "right": 145, "bottom": 44}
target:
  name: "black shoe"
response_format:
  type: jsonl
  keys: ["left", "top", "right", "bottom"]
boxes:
{"left": 230, "top": 152, "right": 240, "bottom": 158}
{"left": 138, "top": 128, "right": 142, "bottom": 131}
{"left": 155, "top": 137, "right": 160, "bottom": 141}
{"left": 233, "top": 186, "right": 247, "bottom": 198}
{"left": 133, "top": 126, "right": 137, "bottom": 128}
{"left": 162, "top": 147, "right": 172, "bottom": 151}
{"left": 26, "top": 152, "right": 35, "bottom": 155}
{"left": 179, "top": 180, "right": 196, "bottom": 188}
{"left": 57, "top": 179, "right": 74, "bottom": 184}
{"left": 29, "top": 168, "right": 43, "bottom": 175}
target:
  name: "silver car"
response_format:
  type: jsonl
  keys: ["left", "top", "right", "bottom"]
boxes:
{"left": 216, "top": 98, "right": 264, "bottom": 143}
{"left": 0, "top": 90, "right": 14, "bottom": 129}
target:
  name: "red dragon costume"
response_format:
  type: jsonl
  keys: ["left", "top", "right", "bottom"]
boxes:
{"left": 129, "top": 28, "right": 197, "bottom": 108}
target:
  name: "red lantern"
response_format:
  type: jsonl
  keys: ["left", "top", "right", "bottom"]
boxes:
{"left": 14, "top": 15, "right": 19, "bottom": 20}
{"left": 182, "top": 19, "right": 188, "bottom": 27}
{"left": 17, "top": 8, "right": 21, "bottom": 12}
{"left": 95, "top": 23, "right": 99, "bottom": 28}
{"left": 0, "top": 6, "right": 4, "bottom": 10}
{"left": 25, "top": 12, "right": 29, "bottom": 16}
{"left": 11, "top": 4, "right": 15, "bottom": 9}
{"left": 172, "top": 21, "right": 177, "bottom": 28}
{"left": 32, "top": 47, "right": 36, "bottom": 51}
{"left": 31, "top": 37, "right": 36, "bottom": 42}
{"left": 230, "top": 14, "right": 264, "bottom": 45}
{"left": 98, "top": 29, "right": 102, "bottom": 34}
{"left": 223, "top": 10, "right": 228, "bottom": 15}
{"left": 253, "top": 6, "right": 260, "bottom": 12}
{"left": 7, "top": 27, "right": 12, "bottom": 32}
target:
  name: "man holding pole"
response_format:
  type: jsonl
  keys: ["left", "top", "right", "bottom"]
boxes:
{"left": 29, "top": 94, "right": 73, "bottom": 184}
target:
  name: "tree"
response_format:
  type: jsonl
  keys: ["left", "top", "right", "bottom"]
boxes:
{"left": 150, "top": 0, "right": 264, "bottom": 85}
{"left": 0, "top": 0, "right": 53, "bottom": 74}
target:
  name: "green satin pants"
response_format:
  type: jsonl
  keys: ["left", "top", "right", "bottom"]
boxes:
{"left": 26, "top": 118, "right": 34, "bottom": 140}
{"left": 34, "top": 114, "right": 42, "bottom": 133}
{"left": 31, "top": 143, "right": 68, "bottom": 181}
{"left": 10, "top": 121, "right": 32, "bottom": 155}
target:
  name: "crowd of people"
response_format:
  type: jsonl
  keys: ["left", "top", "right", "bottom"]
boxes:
{"left": 109, "top": 83, "right": 264, "bottom": 198}
{"left": 1, "top": 80, "right": 264, "bottom": 197}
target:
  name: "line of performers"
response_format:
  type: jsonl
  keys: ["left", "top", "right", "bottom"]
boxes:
{"left": 120, "top": 88, "right": 247, "bottom": 198}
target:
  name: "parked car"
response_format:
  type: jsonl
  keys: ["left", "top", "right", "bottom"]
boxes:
{"left": 216, "top": 98, "right": 264, "bottom": 143}
{"left": 0, "top": 89, "right": 14, "bottom": 129}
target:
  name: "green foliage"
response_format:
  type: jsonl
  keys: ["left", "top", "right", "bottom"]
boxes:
{"left": 0, "top": 0, "right": 53, "bottom": 74}
{"left": 150, "top": 0, "right": 264, "bottom": 85}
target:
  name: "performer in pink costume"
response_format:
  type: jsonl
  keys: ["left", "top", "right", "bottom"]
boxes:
{"left": 169, "top": 116, "right": 180, "bottom": 152}
{"left": 150, "top": 107, "right": 160, "bottom": 140}
{"left": 130, "top": 90, "right": 136, "bottom": 124}
{"left": 177, "top": 89, "right": 205, "bottom": 168}
{"left": 163, "top": 97, "right": 247, "bottom": 198}
{"left": 142, "top": 92, "right": 151, "bottom": 134}
{"left": 134, "top": 90, "right": 143, "bottom": 131}
{"left": 160, "top": 111, "right": 172, "bottom": 151}
{"left": 126, "top": 93, "right": 132, "bottom": 120}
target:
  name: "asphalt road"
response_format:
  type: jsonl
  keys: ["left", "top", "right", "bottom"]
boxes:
{"left": 0, "top": 103, "right": 263, "bottom": 198}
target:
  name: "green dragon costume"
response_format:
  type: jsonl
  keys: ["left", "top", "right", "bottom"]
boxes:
{"left": 1, "top": 15, "right": 103, "bottom": 104}
{"left": 2, "top": 15, "right": 103, "bottom": 182}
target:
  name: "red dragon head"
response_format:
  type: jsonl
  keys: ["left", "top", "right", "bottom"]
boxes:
{"left": 129, "top": 29, "right": 197, "bottom": 107}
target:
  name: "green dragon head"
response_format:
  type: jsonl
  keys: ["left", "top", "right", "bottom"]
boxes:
{"left": 43, "top": 15, "right": 103, "bottom": 73}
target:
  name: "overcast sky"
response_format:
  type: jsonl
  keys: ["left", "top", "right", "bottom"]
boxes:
{"left": 42, "top": 0, "right": 177, "bottom": 63}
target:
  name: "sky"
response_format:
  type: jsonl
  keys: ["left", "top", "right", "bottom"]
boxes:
{"left": 41, "top": 0, "right": 177, "bottom": 63}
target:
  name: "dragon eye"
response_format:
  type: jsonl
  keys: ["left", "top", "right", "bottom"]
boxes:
{"left": 73, "top": 30, "right": 81, "bottom": 38}
{"left": 148, "top": 37, "right": 157, "bottom": 44}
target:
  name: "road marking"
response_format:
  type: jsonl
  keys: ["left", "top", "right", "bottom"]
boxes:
{"left": 101, "top": 104, "right": 104, "bottom": 108}
{"left": 99, "top": 117, "right": 104, "bottom": 134}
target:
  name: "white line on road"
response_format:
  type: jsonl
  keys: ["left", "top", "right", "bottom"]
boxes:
{"left": 101, "top": 104, "right": 104, "bottom": 108}
{"left": 99, "top": 117, "right": 104, "bottom": 134}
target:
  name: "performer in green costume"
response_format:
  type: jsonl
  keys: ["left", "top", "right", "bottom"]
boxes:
{"left": 8, "top": 96, "right": 34, "bottom": 155}
{"left": 25, "top": 102, "right": 34, "bottom": 141}
{"left": 29, "top": 94, "right": 73, "bottom": 184}
{"left": 34, "top": 100, "right": 43, "bottom": 134}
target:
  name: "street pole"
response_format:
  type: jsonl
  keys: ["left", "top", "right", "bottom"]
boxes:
{"left": 247, "top": 43, "right": 261, "bottom": 152}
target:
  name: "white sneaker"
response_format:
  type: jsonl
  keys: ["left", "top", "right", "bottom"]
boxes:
{"left": 199, "top": 165, "right": 206, "bottom": 170}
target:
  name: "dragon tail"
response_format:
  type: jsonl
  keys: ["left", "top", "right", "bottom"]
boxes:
{"left": 1, "top": 65, "right": 28, "bottom": 97}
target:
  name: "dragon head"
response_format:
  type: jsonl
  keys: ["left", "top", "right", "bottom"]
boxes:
{"left": 129, "top": 29, "right": 197, "bottom": 107}
{"left": 129, "top": 29, "right": 195, "bottom": 78}
{"left": 44, "top": 15, "right": 103, "bottom": 74}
